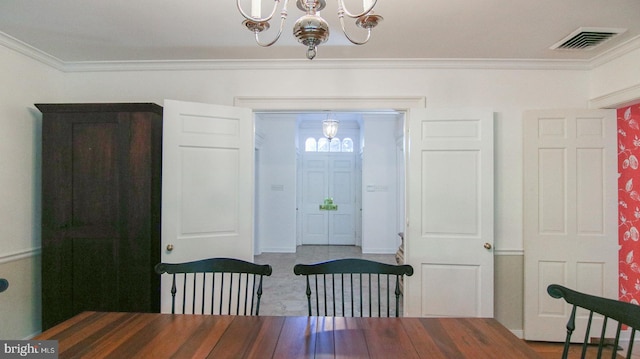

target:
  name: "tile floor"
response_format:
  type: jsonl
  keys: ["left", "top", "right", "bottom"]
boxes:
{"left": 254, "top": 245, "right": 397, "bottom": 316}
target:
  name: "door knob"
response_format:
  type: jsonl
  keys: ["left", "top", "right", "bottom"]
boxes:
{"left": 166, "top": 244, "right": 174, "bottom": 252}
{"left": 484, "top": 243, "right": 492, "bottom": 250}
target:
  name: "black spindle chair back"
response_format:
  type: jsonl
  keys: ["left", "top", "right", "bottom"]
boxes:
{"left": 547, "top": 284, "right": 640, "bottom": 359}
{"left": 293, "top": 258, "right": 413, "bottom": 317}
{"left": 155, "top": 258, "right": 272, "bottom": 316}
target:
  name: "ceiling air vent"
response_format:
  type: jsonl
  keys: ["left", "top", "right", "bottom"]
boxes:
{"left": 550, "top": 27, "right": 626, "bottom": 50}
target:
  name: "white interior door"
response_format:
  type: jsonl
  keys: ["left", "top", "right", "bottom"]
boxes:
{"left": 301, "top": 153, "right": 356, "bottom": 245}
{"left": 523, "top": 109, "right": 617, "bottom": 341}
{"left": 162, "top": 99, "right": 254, "bottom": 262}
{"left": 405, "top": 108, "right": 494, "bottom": 318}
{"left": 328, "top": 155, "right": 356, "bottom": 245}
{"left": 160, "top": 99, "right": 254, "bottom": 312}
{"left": 300, "top": 154, "right": 328, "bottom": 244}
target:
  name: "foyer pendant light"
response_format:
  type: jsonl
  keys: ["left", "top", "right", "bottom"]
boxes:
{"left": 322, "top": 117, "right": 339, "bottom": 141}
{"left": 237, "top": 0, "right": 383, "bottom": 60}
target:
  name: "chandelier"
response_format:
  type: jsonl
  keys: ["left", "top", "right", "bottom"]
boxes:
{"left": 322, "top": 117, "right": 339, "bottom": 141}
{"left": 237, "top": 0, "right": 383, "bottom": 60}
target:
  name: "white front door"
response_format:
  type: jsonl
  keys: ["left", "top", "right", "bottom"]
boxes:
{"left": 161, "top": 99, "right": 254, "bottom": 312}
{"left": 328, "top": 155, "right": 356, "bottom": 245}
{"left": 523, "top": 109, "right": 617, "bottom": 341}
{"left": 404, "top": 108, "right": 494, "bottom": 317}
{"left": 300, "top": 154, "right": 329, "bottom": 244}
{"left": 301, "top": 153, "right": 356, "bottom": 245}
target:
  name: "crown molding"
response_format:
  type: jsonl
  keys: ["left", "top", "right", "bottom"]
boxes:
{"left": 55, "top": 57, "right": 592, "bottom": 72}
{"left": 0, "top": 32, "right": 65, "bottom": 70}
{"left": 588, "top": 35, "right": 640, "bottom": 69}
{"left": 2, "top": 30, "right": 636, "bottom": 73}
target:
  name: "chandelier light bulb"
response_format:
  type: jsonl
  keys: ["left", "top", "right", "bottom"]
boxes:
{"left": 251, "top": 0, "right": 262, "bottom": 18}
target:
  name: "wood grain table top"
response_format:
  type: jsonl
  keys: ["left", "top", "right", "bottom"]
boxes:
{"left": 34, "top": 311, "right": 541, "bottom": 358}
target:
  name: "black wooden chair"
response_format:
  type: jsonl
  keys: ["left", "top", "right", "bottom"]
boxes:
{"left": 547, "top": 284, "right": 640, "bottom": 359}
{"left": 155, "top": 258, "right": 272, "bottom": 316}
{"left": 293, "top": 258, "right": 413, "bottom": 317}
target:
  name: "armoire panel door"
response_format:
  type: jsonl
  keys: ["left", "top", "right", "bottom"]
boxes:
{"left": 38, "top": 103, "right": 162, "bottom": 330}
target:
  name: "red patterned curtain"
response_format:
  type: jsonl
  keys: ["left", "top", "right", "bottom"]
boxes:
{"left": 618, "top": 103, "right": 640, "bottom": 304}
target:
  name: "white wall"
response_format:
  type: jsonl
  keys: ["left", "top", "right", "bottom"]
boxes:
{"left": 0, "top": 46, "right": 63, "bottom": 255}
{"left": 255, "top": 115, "right": 298, "bottom": 252}
{"left": 0, "top": 45, "right": 64, "bottom": 339}
{"left": 361, "top": 114, "right": 402, "bottom": 253}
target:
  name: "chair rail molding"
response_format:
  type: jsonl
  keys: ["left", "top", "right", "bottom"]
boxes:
{"left": 495, "top": 248, "right": 524, "bottom": 256}
{"left": 0, "top": 247, "right": 41, "bottom": 265}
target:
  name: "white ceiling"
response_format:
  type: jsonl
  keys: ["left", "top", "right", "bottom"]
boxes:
{"left": 1, "top": 0, "right": 639, "bottom": 63}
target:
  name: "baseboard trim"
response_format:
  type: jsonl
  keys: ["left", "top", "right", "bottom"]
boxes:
{"left": 361, "top": 247, "right": 398, "bottom": 254}
{"left": 259, "top": 247, "right": 296, "bottom": 254}
{"left": 25, "top": 331, "right": 42, "bottom": 340}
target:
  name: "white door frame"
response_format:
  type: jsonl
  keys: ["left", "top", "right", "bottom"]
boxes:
{"left": 234, "top": 97, "right": 426, "bottom": 112}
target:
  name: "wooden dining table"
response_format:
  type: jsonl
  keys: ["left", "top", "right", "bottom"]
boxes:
{"left": 34, "top": 311, "right": 541, "bottom": 358}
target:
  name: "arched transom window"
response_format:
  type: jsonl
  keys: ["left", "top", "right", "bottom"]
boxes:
{"left": 305, "top": 137, "right": 354, "bottom": 153}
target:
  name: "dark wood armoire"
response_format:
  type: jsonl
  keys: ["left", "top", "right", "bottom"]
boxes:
{"left": 37, "top": 103, "right": 162, "bottom": 330}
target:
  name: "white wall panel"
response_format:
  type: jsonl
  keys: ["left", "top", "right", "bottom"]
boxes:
{"left": 576, "top": 148, "right": 605, "bottom": 234}
{"left": 576, "top": 261, "right": 605, "bottom": 296}
{"left": 304, "top": 214, "right": 325, "bottom": 234}
{"left": 539, "top": 149, "right": 566, "bottom": 234}
{"left": 182, "top": 115, "right": 239, "bottom": 137}
{"left": 422, "top": 119, "right": 480, "bottom": 139}
{"left": 421, "top": 264, "right": 480, "bottom": 317}
{"left": 538, "top": 261, "right": 565, "bottom": 316}
{"left": 422, "top": 150, "right": 479, "bottom": 236}
{"left": 180, "top": 147, "right": 239, "bottom": 236}
{"left": 538, "top": 117, "right": 566, "bottom": 138}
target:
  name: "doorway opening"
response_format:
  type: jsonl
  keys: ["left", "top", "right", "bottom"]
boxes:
{"left": 254, "top": 110, "right": 405, "bottom": 256}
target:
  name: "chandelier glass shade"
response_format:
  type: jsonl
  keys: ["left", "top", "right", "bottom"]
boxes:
{"left": 322, "top": 118, "right": 339, "bottom": 141}
{"left": 237, "top": 0, "right": 382, "bottom": 60}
